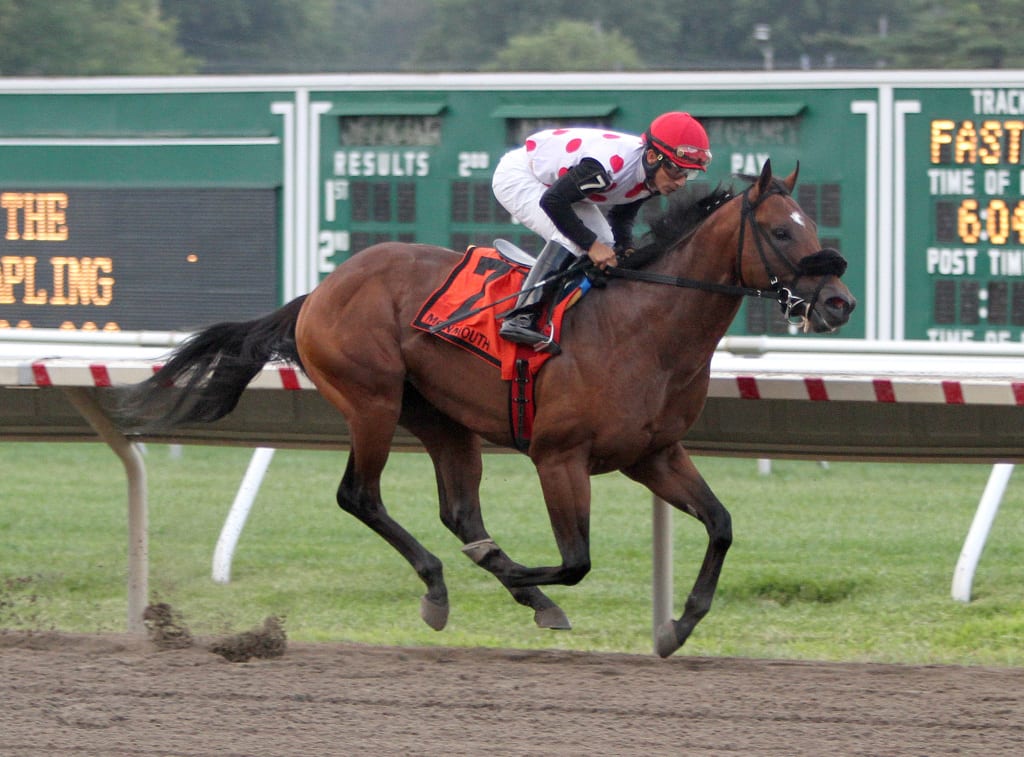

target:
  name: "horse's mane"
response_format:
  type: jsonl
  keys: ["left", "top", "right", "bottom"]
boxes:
{"left": 620, "top": 183, "right": 735, "bottom": 270}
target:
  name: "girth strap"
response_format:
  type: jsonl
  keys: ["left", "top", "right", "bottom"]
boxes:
{"left": 509, "top": 357, "right": 534, "bottom": 452}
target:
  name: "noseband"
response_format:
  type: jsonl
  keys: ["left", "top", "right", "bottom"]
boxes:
{"left": 736, "top": 183, "right": 848, "bottom": 326}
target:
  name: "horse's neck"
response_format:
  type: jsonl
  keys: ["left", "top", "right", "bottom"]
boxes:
{"left": 641, "top": 220, "right": 743, "bottom": 353}
{"left": 664, "top": 212, "right": 740, "bottom": 285}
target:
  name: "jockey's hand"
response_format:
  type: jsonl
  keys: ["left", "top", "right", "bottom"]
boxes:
{"left": 587, "top": 241, "right": 618, "bottom": 270}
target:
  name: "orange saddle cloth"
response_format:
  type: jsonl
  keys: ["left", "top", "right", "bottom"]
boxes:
{"left": 411, "top": 245, "right": 584, "bottom": 380}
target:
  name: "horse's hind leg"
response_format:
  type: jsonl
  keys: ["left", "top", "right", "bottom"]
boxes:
{"left": 401, "top": 388, "right": 571, "bottom": 630}
{"left": 335, "top": 419, "right": 448, "bottom": 635}
{"left": 297, "top": 273, "right": 452, "bottom": 630}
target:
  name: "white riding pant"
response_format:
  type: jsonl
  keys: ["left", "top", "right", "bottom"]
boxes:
{"left": 492, "top": 147, "right": 614, "bottom": 257}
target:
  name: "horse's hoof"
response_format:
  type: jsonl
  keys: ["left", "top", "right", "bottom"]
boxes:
{"left": 420, "top": 595, "right": 449, "bottom": 631}
{"left": 655, "top": 620, "right": 681, "bottom": 658}
{"left": 534, "top": 605, "right": 572, "bottom": 630}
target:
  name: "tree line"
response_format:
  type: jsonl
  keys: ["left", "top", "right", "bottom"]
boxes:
{"left": 3, "top": 0, "right": 1024, "bottom": 76}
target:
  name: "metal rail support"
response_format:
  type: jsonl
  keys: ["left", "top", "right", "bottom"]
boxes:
{"left": 61, "top": 387, "right": 148, "bottom": 634}
{"left": 212, "top": 447, "right": 276, "bottom": 583}
{"left": 952, "top": 463, "right": 1014, "bottom": 602}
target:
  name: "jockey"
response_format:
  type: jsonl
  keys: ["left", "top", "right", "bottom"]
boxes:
{"left": 492, "top": 111, "right": 712, "bottom": 350}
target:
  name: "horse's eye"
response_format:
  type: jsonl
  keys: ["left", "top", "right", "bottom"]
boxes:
{"left": 772, "top": 227, "right": 791, "bottom": 241}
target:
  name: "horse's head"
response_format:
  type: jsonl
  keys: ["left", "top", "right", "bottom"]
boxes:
{"left": 733, "top": 160, "right": 856, "bottom": 333}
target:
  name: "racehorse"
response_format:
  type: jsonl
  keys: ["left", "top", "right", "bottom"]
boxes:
{"left": 117, "top": 160, "right": 855, "bottom": 658}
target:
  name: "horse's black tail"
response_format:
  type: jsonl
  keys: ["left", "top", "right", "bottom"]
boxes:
{"left": 113, "top": 295, "right": 308, "bottom": 432}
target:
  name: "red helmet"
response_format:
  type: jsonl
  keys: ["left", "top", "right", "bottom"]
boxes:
{"left": 645, "top": 112, "right": 712, "bottom": 171}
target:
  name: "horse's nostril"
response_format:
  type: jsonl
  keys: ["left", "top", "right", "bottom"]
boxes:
{"left": 827, "top": 296, "right": 852, "bottom": 314}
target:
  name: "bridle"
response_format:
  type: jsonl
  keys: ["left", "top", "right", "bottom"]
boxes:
{"left": 607, "top": 181, "right": 847, "bottom": 329}
{"left": 735, "top": 182, "right": 847, "bottom": 326}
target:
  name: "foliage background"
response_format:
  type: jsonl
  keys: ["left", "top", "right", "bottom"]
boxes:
{"left": 2, "top": 0, "right": 1024, "bottom": 76}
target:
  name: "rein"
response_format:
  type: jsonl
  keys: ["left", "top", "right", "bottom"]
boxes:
{"left": 607, "top": 182, "right": 845, "bottom": 324}
{"left": 603, "top": 265, "right": 784, "bottom": 302}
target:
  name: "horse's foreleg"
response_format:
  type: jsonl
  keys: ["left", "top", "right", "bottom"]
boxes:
{"left": 624, "top": 442, "right": 732, "bottom": 658}
{"left": 400, "top": 390, "right": 570, "bottom": 629}
{"left": 459, "top": 539, "right": 571, "bottom": 629}
{"left": 492, "top": 450, "right": 594, "bottom": 589}
{"left": 449, "top": 496, "right": 572, "bottom": 629}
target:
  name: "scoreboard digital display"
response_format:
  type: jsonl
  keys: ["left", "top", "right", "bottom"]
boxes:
{"left": 0, "top": 188, "right": 279, "bottom": 332}
{"left": 931, "top": 117, "right": 1024, "bottom": 250}
{"left": 908, "top": 87, "right": 1024, "bottom": 342}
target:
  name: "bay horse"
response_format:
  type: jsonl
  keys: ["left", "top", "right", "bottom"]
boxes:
{"left": 118, "top": 160, "right": 855, "bottom": 657}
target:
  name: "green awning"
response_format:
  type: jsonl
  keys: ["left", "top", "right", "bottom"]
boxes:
{"left": 686, "top": 101, "right": 806, "bottom": 118}
{"left": 490, "top": 103, "right": 619, "bottom": 119}
{"left": 330, "top": 100, "right": 447, "bottom": 116}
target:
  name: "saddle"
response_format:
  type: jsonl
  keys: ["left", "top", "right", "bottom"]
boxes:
{"left": 411, "top": 243, "right": 589, "bottom": 450}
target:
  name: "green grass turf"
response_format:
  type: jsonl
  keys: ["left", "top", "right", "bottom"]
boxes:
{"left": 2, "top": 443, "right": 1021, "bottom": 665}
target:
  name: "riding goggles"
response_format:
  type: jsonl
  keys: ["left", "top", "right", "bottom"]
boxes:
{"left": 660, "top": 160, "right": 702, "bottom": 181}
{"left": 649, "top": 135, "right": 713, "bottom": 171}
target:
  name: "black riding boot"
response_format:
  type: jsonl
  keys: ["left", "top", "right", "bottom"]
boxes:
{"left": 499, "top": 241, "right": 574, "bottom": 351}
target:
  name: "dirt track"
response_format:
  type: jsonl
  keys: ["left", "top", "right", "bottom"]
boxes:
{"left": 2, "top": 631, "right": 1023, "bottom": 756}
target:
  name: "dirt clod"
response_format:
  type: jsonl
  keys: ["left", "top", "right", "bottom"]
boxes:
{"left": 142, "top": 603, "right": 193, "bottom": 649}
{"left": 209, "top": 615, "right": 286, "bottom": 662}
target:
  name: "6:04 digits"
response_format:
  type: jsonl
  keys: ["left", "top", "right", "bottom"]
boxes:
{"left": 957, "top": 197, "right": 1024, "bottom": 244}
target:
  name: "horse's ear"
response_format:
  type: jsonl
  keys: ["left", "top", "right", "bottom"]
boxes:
{"left": 757, "top": 159, "right": 773, "bottom": 194}
{"left": 782, "top": 161, "right": 800, "bottom": 193}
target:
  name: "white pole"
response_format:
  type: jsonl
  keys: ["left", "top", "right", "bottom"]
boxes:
{"left": 652, "top": 496, "right": 673, "bottom": 651}
{"left": 212, "top": 447, "right": 276, "bottom": 584}
{"left": 952, "top": 463, "right": 1013, "bottom": 602}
